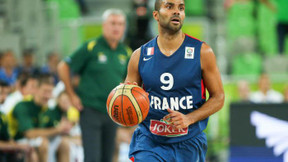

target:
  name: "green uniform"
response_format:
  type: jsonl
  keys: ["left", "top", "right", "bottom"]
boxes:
{"left": 65, "top": 35, "right": 132, "bottom": 113}
{"left": 39, "top": 106, "right": 64, "bottom": 128}
{"left": 12, "top": 100, "right": 47, "bottom": 140}
{"left": 0, "top": 112, "right": 10, "bottom": 141}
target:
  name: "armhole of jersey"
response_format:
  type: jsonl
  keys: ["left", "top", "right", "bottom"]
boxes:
{"left": 199, "top": 42, "right": 206, "bottom": 100}
{"left": 199, "top": 41, "right": 204, "bottom": 70}
{"left": 138, "top": 46, "right": 144, "bottom": 76}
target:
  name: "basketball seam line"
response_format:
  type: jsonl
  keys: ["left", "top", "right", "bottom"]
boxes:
{"left": 121, "top": 84, "right": 127, "bottom": 126}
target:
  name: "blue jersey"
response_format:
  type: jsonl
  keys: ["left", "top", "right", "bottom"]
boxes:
{"left": 138, "top": 34, "right": 207, "bottom": 143}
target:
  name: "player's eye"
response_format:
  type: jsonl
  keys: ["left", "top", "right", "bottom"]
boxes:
{"left": 166, "top": 5, "right": 172, "bottom": 9}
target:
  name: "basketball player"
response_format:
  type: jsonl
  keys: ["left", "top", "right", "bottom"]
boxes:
{"left": 125, "top": 0, "right": 225, "bottom": 161}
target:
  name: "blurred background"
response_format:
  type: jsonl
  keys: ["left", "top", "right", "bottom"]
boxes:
{"left": 0, "top": 0, "right": 287, "bottom": 162}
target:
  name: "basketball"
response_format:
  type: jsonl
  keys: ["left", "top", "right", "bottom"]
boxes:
{"left": 106, "top": 84, "right": 150, "bottom": 127}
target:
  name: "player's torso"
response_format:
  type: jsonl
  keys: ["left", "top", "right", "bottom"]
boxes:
{"left": 138, "top": 34, "right": 207, "bottom": 143}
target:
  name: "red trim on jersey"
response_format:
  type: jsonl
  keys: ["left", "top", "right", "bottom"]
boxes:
{"left": 185, "top": 34, "right": 202, "bottom": 42}
{"left": 201, "top": 79, "right": 206, "bottom": 100}
{"left": 130, "top": 156, "right": 135, "bottom": 162}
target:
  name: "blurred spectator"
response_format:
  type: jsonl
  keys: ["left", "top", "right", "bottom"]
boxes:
{"left": 0, "top": 80, "right": 11, "bottom": 106}
{"left": 58, "top": 8, "right": 131, "bottom": 162}
{"left": 0, "top": 80, "right": 33, "bottom": 162}
{"left": 1, "top": 73, "right": 38, "bottom": 114}
{"left": 0, "top": 51, "right": 4, "bottom": 67}
{"left": 249, "top": 74, "right": 284, "bottom": 103}
{"left": 261, "top": 0, "right": 288, "bottom": 54}
{"left": 126, "top": 0, "right": 153, "bottom": 50}
{"left": 284, "top": 86, "right": 288, "bottom": 102}
{"left": 11, "top": 74, "right": 72, "bottom": 162}
{"left": 76, "top": 0, "right": 89, "bottom": 15}
{"left": 0, "top": 50, "right": 18, "bottom": 86}
{"left": 41, "top": 91, "right": 83, "bottom": 162}
{"left": 17, "top": 48, "right": 40, "bottom": 75}
{"left": 237, "top": 80, "right": 251, "bottom": 102}
{"left": 41, "top": 52, "right": 60, "bottom": 85}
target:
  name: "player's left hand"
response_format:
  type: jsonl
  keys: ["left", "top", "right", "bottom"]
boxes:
{"left": 163, "top": 109, "right": 191, "bottom": 129}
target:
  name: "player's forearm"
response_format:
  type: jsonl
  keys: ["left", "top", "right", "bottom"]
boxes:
{"left": 187, "top": 93, "right": 225, "bottom": 125}
{"left": 57, "top": 61, "right": 75, "bottom": 96}
{"left": 25, "top": 128, "right": 60, "bottom": 139}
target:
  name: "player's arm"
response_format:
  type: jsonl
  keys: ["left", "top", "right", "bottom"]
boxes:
{"left": 164, "top": 43, "right": 225, "bottom": 129}
{"left": 124, "top": 48, "right": 142, "bottom": 85}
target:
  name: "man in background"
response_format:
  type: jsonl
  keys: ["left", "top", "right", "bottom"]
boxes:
{"left": 250, "top": 74, "right": 284, "bottom": 103}
{"left": 58, "top": 8, "right": 131, "bottom": 162}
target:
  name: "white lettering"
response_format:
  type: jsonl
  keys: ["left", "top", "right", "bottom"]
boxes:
{"left": 157, "top": 125, "right": 164, "bottom": 132}
{"left": 164, "top": 125, "right": 172, "bottom": 133}
{"left": 152, "top": 123, "right": 157, "bottom": 131}
{"left": 186, "top": 96, "right": 193, "bottom": 109}
{"left": 179, "top": 96, "right": 186, "bottom": 109}
{"left": 149, "top": 95, "right": 194, "bottom": 110}
{"left": 162, "top": 97, "right": 169, "bottom": 110}
{"left": 150, "top": 96, "right": 154, "bottom": 107}
{"left": 154, "top": 96, "right": 161, "bottom": 110}
{"left": 170, "top": 97, "right": 179, "bottom": 111}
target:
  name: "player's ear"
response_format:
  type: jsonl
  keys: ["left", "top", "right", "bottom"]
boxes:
{"left": 153, "top": 11, "right": 159, "bottom": 21}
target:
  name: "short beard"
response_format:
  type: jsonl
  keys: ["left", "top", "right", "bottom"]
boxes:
{"left": 158, "top": 14, "right": 183, "bottom": 34}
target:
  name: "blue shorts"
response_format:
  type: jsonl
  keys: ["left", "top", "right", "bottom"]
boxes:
{"left": 129, "top": 128, "right": 207, "bottom": 162}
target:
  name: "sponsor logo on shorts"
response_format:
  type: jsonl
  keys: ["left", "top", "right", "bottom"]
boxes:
{"left": 149, "top": 119, "right": 188, "bottom": 137}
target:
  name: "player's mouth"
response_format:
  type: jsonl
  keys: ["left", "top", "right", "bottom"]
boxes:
{"left": 170, "top": 17, "right": 180, "bottom": 24}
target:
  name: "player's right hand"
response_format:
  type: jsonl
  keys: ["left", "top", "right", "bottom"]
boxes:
{"left": 70, "top": 93, "right": 83, "bottom": 111}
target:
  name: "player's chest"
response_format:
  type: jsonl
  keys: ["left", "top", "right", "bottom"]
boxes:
{"left": 140, "top": 56, "right": 201, "bottom": 91}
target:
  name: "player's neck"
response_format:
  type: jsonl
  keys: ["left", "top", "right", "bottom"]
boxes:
{"left": 157, "top": 31, "right": 185, "bottom": 56}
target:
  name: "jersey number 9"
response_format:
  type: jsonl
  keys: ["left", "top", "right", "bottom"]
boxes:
{"left": 160, "top": 73, "right": 174, "bottom": 91}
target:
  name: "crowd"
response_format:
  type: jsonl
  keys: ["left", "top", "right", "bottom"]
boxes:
{"left": 0, "top": 49, "right": 85, "bottom": 162}
{"left": 0, "top": 8, "right": 135, "bottom": 162}
{"left": 237, "top": 73, "right": 288, "bottom": 103}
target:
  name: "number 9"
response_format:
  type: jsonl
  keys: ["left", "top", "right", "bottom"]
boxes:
{"left": 160, "top": 73, "right": 174, "bottom": 90}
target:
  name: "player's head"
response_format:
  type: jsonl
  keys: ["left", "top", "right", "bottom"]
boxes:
{"left": 0, "top": 80, "right": 10, "bottom": 104}
{"left": 34, "top": 74, "right": 54, "bottom": 106}
{"left": 153, "top": 0, "right": 185, "bottom": 34}
{"left": 102, "top": 9, "right": 126, "bottom": 43}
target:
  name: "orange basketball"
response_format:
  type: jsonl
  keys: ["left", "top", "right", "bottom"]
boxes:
{"left": 106, "top": 84, "right": 150, "bottom": 127}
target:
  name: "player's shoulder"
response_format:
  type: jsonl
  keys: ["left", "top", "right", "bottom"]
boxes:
{"left": 185, "top": 34, "right": 203, "bottom": 44}
{"left": 141, "top": 36, "right": 157, "bottom": 49}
